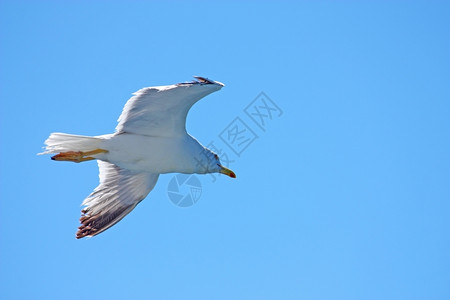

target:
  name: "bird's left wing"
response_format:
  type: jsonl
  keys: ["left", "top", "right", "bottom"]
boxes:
{"left": 76, "top": 160, "right": 159, "bottom": 238}
{"left": 115, "top": 77, "right": 224, "bottom": 137}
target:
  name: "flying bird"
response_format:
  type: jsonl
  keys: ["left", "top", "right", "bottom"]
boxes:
{"left": 41, "top": 77, "right": 236, "bottom": 239}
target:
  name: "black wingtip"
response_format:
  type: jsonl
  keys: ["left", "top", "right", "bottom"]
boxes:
{"left": 193, "top": 76, "right": 215, "bottom": 84}
{"left": 177, "top": 76, "right": 224, "bottom": 87}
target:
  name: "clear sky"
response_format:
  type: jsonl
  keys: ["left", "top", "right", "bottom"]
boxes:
{"left": 1, "top": 1, "right": 449, "bottom": 299}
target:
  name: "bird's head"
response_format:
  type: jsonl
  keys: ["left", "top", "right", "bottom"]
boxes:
{"left": 199, "top": 148, "right": 236, "bottom": 178}
{"left": 215, "top": 153, "right": 236, "bottom": 178}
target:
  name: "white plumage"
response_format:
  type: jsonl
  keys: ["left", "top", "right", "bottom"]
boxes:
{"left": 41, "top": 77, "right": 236, "bottom": 238}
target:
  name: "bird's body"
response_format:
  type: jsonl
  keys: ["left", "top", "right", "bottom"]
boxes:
{"left": 41, "top": 77, "right": 236, "bottom": 238}
{"left": 101, "top": 133, "right": 206, "bottom": 174}
{"left": 67, "top": 133, "right": 211, "bottom": 174}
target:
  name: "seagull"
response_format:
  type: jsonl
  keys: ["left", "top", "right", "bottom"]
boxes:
{"left": 41, "top": 77, "right": 236, "bottom": 239}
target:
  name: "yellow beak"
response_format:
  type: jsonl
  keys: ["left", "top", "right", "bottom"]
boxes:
{"left": 219, "top": 166, "right": 236, "bottom": 178}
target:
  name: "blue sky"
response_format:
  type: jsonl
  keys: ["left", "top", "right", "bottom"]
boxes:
{"left": 1, "top": 1, "right": 449, "bottom": 299}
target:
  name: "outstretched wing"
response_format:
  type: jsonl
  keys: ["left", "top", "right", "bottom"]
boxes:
{"left": 115, "top": 76, "right": 224, "bottom": 137}
{"left": 76, "top": 160, "right": 159, "bottom": 239}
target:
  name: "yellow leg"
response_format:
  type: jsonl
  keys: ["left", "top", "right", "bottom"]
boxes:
{"left": 51, "top": 149, "right": 108, "bottom": 163}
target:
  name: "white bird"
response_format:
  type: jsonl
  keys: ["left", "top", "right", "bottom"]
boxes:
{"left": 41, "top": 77, "right": 236, "bottom": 239}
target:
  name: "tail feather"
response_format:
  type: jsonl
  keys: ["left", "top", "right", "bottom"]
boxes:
{"left": 40, "top": 132, "right": 109, "bottom": 155}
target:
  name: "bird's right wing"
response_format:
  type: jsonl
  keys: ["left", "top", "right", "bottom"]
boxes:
{"left": 115, "top": 77, "right": 224, "bottom": 137}
{"left": 76, "top": 160, "right": 159, "bottom": 239}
